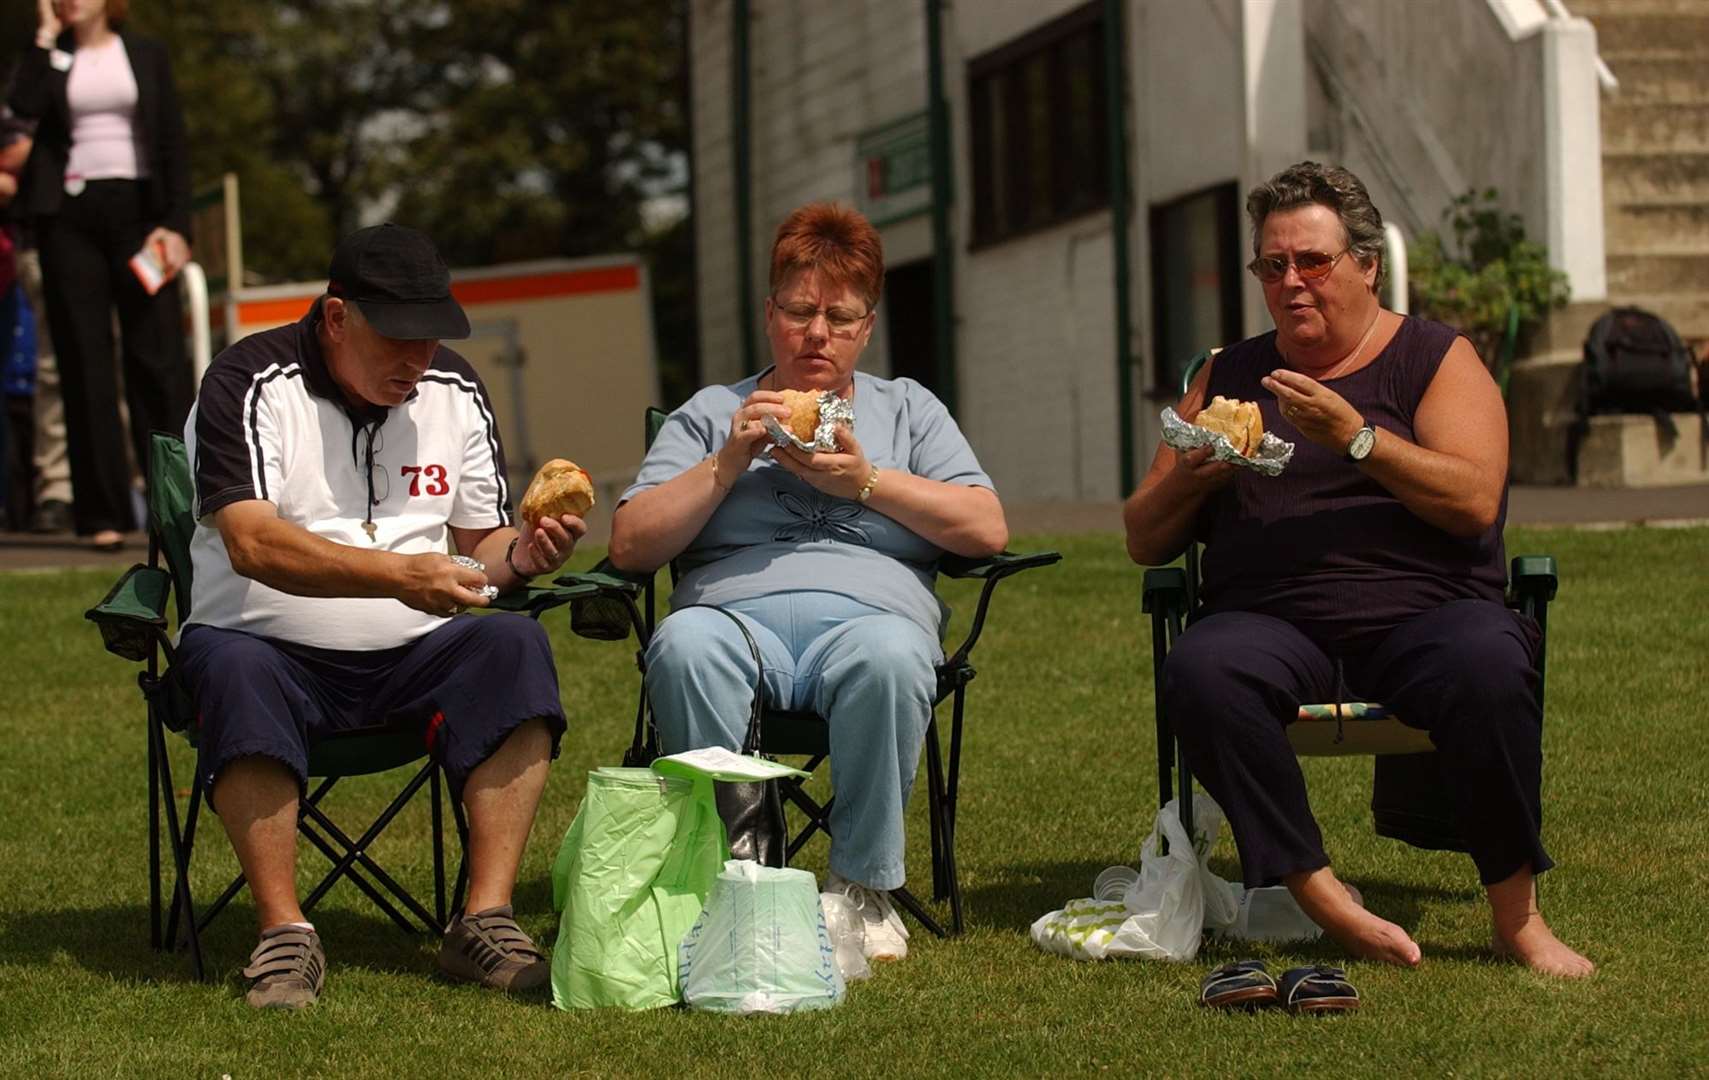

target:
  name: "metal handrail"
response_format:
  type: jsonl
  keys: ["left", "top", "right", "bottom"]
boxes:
{"left": 179, "top": 260, "right": 212, "bottom": 391}
{"left": 1383, "top": 222, "right": 1409, "bottom": 316}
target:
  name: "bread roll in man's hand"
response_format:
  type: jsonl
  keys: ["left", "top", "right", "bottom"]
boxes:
{"left": 1193, "top": 396, "right": 1264, "bottom": 458}
{"left": 520, "top": 459, "right": 595, "bottom": 528}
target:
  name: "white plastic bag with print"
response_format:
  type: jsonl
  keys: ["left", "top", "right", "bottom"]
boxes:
{"left": 678, "top": 859, "right": 845, "bottom": 1014}
{"left": 1030, "top": 797, "right": 1237, "bottom": 962}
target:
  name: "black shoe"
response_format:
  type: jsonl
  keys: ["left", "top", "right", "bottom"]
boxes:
{"left": 29, "top": 499, "right": 73, "bottom": 534}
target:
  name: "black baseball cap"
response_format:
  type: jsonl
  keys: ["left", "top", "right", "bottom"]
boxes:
{"left": 326, "top": 223, "right": 471, "bottom": 340}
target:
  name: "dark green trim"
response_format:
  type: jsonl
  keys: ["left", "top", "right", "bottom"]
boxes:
{"left": 926, "top": 0, "right": 958, "bottom": 416}
{"left": 732, "top": 0, "right": 757, "bottom": 372}
{"left": 1104, "top": 0, "right": 1134, "bottom": 493}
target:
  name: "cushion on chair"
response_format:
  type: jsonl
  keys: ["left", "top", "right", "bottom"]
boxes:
{"left": 1287, "top": 702, "right": 1434, "bottom": 757}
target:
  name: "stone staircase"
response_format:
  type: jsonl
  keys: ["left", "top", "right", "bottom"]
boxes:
{"left": 1508, "top": 0, "right": 1709, "bottom": 486}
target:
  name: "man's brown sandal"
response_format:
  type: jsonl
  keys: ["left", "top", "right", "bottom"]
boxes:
{"left": 437, "top": 905, "right": 550, "bottom": 992}
{"left": 242, "top": 925, "right": 325, "bottom": 1010}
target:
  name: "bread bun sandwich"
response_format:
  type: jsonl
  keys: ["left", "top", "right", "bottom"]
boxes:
{"left": 1193, "top": 396, "right": 1264, "bottom": 458}
{"left": 777, "top": 389, "right": 823, "bottom": 444}
{"left": 519, "top": 459, "right": 595, "bottom": 527}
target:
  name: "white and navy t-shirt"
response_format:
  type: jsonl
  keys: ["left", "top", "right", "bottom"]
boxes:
{"left": 183, "top": 298, "right": 512, "bottom": 651}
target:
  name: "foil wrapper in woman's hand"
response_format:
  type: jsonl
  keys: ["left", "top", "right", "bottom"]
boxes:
{"left": 449, "top": 554, "right": 501, "bottom": 600}
{"left": 1161, "top": 407, "right": 1294, "bottom": 477}
{"left": 762, "top": 391, "right": 855, "bottom": 452}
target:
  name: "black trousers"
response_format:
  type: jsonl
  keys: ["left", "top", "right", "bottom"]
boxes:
{"left": 35, "top": 179, "right": 191, "bottom": 535}
{"left": 1161, "top": 598, "right": 1552, "bottom": 889}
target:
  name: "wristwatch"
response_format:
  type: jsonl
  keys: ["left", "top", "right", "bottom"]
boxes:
{"left": 1346, "top": 422, "right": 1377, "bottom": 463}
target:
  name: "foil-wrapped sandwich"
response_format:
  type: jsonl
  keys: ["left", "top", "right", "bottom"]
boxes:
{"left": 1194, "top": 396, "right": 1264, "bottom": 458}
{"left": 449, "top": 554, "right": 500, "bottom": 600}
{"left": 519, "top": 459, "right": 595, "bottom": 528}
{"left": 1160, "top": 399, "right": 1295, "bottom": 477}
{"left": 762, "top": 389, "right": 854, "bottom": 452}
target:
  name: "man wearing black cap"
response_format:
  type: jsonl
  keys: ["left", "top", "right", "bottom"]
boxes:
{"left": 175, "top": 224, "right": 585, "bottom": 1009}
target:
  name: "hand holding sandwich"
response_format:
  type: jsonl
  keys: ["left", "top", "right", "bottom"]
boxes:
{"left": 771, "top": 423, "right": 873, "bottom": 501}
{"left": 713, "top": 390, "right": 794, "bottom": 489}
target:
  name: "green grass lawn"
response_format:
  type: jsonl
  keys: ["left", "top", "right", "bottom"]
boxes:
{"left": 1, "top": 525, "right": 1705, "bottom": 1076}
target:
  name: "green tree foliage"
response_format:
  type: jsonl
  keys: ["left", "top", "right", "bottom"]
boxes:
{"left": 116, "top": 0, "right": 697, "bottom": 395}
{"left": 1408, "top": 189, "right": 1570, "bottom": 389}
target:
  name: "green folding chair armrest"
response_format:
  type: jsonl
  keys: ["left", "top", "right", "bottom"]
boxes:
{"left": 87, "top": 563, "right": 174, "bottom": 663}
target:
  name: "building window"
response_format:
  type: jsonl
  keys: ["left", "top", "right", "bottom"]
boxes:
{"left": 1150, "top": 182, "right": 1242, "bottom": 394}
{"left": 968, "top": 3, "right": 1109, "bottom": 248}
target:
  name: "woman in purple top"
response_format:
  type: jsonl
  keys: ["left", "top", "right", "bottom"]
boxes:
{"left": 1124, "top": 162, "right": 1592, "bottom": 978}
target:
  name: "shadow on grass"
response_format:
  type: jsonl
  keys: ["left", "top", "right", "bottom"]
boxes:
{"left": 963, "top": 859, "right": 1113, "bottom": 932}
{"left": 0, "top": 902, "right": 444, "bottom": 986}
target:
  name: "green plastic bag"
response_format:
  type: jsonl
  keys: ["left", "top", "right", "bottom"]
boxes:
{"left": 549, "top": 766, "right": 728, "bottom": 1011}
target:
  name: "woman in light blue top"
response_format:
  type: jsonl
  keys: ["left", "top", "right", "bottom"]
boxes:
{"left": 610, "top": 202, "right": 1007, "bottom": 962}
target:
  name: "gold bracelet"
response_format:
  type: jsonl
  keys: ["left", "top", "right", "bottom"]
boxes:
{"left": 856, "top": 467, "right": 880, "bottom": 503}
{"left": 709, "top": 455, "right": 733, "bottom": 493}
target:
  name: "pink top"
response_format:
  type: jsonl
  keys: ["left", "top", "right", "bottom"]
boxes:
{"left": 65, "top": 37, "right": 149, "bottom": 183}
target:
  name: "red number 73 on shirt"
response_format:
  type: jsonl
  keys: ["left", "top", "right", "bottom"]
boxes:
{"left": 399, "top": 464, "right": 450, "bottom": 496}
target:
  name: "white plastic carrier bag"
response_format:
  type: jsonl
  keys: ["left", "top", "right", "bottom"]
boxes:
{"left": 678, "top": 859, "right": 845, "bottom": 1014}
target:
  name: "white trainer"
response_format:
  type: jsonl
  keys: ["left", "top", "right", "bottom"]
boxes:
{"left": 826, "top": 872, "right": 911, "bottom": 962}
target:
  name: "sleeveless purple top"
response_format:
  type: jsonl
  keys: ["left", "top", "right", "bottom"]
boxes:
{"left": 1195, "top": 316, "right": 1508, "bottom": 656}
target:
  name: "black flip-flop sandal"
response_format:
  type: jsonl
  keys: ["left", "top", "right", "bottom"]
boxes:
{"left": 1200, "top": 959, "right": 1279, "bottom": 1009}
{"left": 1278, "top": 964, "right": 1360, "bottom": 1014}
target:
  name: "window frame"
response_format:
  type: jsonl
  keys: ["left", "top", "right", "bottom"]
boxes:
{"left": 967, "top": 2, "right": 1110, "bottom": 250}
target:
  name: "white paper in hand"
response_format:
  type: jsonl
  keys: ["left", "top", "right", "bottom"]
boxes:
{"left": 129, "top": 244, "right": 167, "bottom": 296}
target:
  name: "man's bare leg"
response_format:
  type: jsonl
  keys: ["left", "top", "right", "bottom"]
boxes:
{"left": 1488, "top": 865, "right": 1594, "bottom": 977}
{"left": 1286, "top": 865, "right": 1422, "bottom": 967}
{"left": 460, "top": 718, "right": 553, "bottom": 913}
{"left": 213, "top": 756, "right": 305, "bottom": 929}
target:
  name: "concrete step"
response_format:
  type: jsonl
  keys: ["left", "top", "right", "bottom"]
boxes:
{"left": 1571, "top": 0, "right": 1709, "bottom": 15}
{"left": 1604, "top": 200, "right": 1709, "bottom": 249}
{"left": 1602, "top": 151, "right": 1709, "bottom": 202}
{"left": 1507, "top": 355, "right": 1709, "bottom": 487}
{"left": 1601, "top": 103, "right": 1709, "bottom": 154}
{"left": 1591, "top": 12, "right": 1709, "bottom": 57}
{"left": 1536, "top": 296, "right": 1709, "bottom": 352}
{"left": 1607, "top": 253, "right": 1709, "bottom": 294}
{"left": 1602, "top": 58, "right": 1709, "bottom": 104}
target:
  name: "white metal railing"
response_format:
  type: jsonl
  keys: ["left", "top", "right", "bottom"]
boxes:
{"left": 1541, "top": 0, "right": 1619, "bottom": 92}
{"left": 180, "top": 260, "right": 212, "bottom": 390}
{"left": 1384, "top": 223, "right": 1409, "bottom": 316}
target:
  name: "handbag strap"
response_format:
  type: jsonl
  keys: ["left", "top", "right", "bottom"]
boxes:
{"left": 634, "top": 603, "right": 766, "bottom": 759}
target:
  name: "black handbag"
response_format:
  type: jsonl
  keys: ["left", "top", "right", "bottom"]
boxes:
{"left": 624, "top": 605, "right": 787, "bottom": 868}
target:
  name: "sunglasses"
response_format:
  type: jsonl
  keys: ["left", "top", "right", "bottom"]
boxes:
{"left": 1246, "top": 247, "right": 1351, "bottom": 284}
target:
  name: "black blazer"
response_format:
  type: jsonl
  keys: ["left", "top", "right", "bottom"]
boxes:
{"left": 7, "top": 30, "right": 192, "bottom": 241}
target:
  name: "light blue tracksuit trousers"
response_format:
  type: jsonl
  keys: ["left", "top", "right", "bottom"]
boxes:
{"left": 643, "top": 591, "right": 938, "bottom": 891}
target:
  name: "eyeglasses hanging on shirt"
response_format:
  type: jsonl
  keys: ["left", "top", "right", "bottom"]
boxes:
{"left": 352, "top": 420, "right": 389, "bottom": 542}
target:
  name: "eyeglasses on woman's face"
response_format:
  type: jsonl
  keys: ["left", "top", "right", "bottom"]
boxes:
{"left": 1246, "top": 247, "right": 1351, "bottom": 284}
{"left": 771, "top": 298, "right": 872, "bottom": 336}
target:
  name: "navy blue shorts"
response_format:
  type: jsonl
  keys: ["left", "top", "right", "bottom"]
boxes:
{"left": 175, "top": 613, "right": 566, "bottom": 807}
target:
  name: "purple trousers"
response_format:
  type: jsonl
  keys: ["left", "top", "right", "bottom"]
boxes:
{"left": 1160, "top": 598, "right": 1552, "bottom": 888}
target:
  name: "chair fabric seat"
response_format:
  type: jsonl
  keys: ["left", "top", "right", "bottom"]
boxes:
{"left": 1286, "top": 703, "right": 1434, "bottom": 757}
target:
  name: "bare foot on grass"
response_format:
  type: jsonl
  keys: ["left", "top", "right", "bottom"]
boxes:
{"left": 1286, "top": 867, "right": 1421, "bottom": 967}
{"left": 1488, "top": 867, "right": 1594, "bottom": 978}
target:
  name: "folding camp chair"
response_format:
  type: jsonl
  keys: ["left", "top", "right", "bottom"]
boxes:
{"left": 86, "top": 432, "right": 598, "bottom": 980}
{"left": 562, "top": 406, "right": 1060, "bottom": 937}
{"left": 1140, "top": 349, "right": 1558, "bottom": 853}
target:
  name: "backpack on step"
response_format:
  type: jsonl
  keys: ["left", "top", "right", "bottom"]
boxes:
{"left": 1569, "top": 306, "right": 1705, "bottom": 479}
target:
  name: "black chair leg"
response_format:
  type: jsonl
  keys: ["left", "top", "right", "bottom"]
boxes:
{"left": 432, "top": 764, "right": 446, "bottom": 928}
{"left": 924, "top": 720, "right": 946, "bottom": 902}
{"left": 297, "top": 817, "right": 420, "bottom": 934}
{"left": 888, "top": 885, "right": 947, "bottom": 939}
{"left": 299, "top": 762, "right": 442, "bottom": 932}
{"left": 147, "top": 706, "right": 161, "bottom": 951}
{"left": 151, "top": 715, "right": 205, "bottom": 981}
{"left": 450, "top": 793, "right": 470, "bottom": 919}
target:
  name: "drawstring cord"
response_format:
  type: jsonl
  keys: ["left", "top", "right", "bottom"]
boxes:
{"left": 1332, "top": 658, "right": 1348, "bottom": 745}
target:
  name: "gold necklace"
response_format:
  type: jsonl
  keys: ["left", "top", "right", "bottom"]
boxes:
{"left": 1290, "top": 310, "right": 1381, "bottom": 381}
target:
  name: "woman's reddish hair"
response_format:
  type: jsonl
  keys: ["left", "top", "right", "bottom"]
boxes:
{"left": 769, "top": 202, "right": 884, "bottom": 309}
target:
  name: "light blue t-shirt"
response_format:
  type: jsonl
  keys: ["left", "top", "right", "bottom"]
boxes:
{"left": 620, "top": 371, "right": 996, "bottom": 643}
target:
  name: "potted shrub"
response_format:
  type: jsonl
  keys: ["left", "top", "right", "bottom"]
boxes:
{"left": 1407, "top": 188, "right": 1571, "bottom": 395}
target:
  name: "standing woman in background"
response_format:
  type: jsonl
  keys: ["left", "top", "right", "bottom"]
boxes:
{"left": 9, "top": 0, "right": 192, "bottom": 550}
